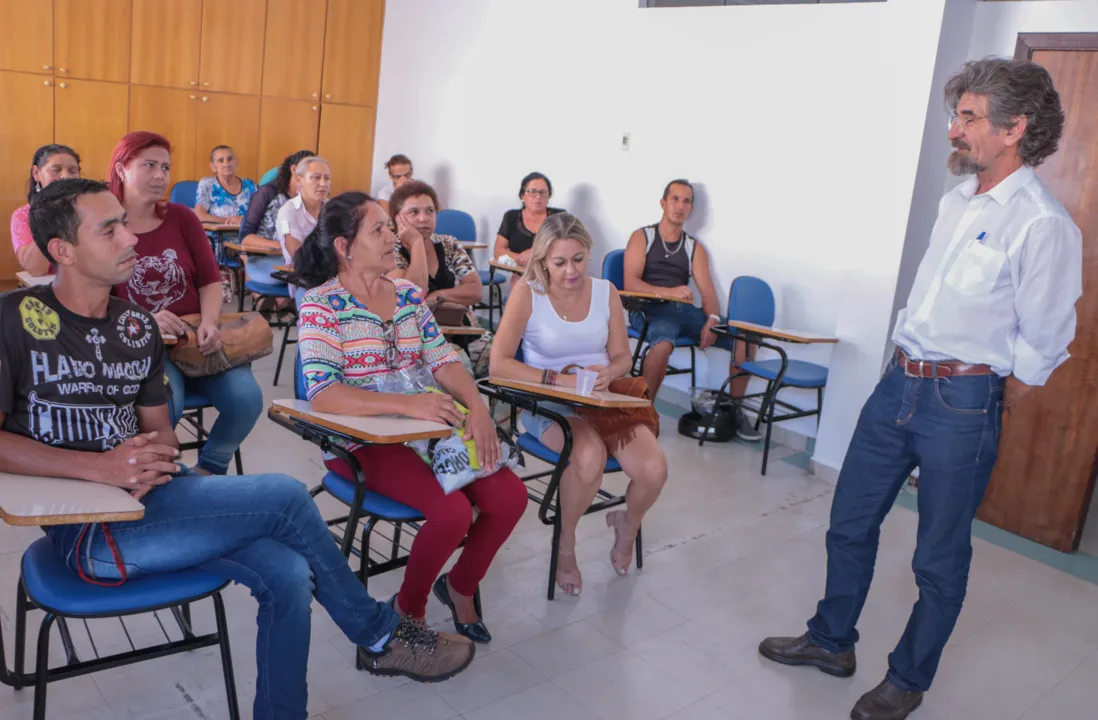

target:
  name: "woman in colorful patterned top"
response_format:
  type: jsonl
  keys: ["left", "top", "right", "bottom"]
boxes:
{"left": 10, "top": 144, "right": 81, "bottom": 276}
{"left": 388, "top": 180, "right": 484, "bottom": 327}
{"left": 194, "top": 145, "right": 257, "bottom": 248}
{"left": 296, "top": 192, "right": 526, "bottom": 644}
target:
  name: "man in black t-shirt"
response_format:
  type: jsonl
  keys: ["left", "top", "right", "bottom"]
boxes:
{"left": 0, "top": 180, "right": 473, "bottom": 719}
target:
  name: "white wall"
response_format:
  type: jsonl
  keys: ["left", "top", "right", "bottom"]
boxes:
{"left": 373, "top": 0, "right": 950, "bottom": 472}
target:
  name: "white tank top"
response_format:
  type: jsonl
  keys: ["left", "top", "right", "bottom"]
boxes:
{"left": 522, "top": 278, "right": 611, "bottom": 371}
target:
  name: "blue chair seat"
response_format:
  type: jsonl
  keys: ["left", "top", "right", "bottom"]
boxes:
{"left": 21, "top": 538, "right": 227, "bottom": 616}
{"left": 245, "top": 280, "right": 292, "bottom": 298}
{"left": 479, "top": 269, "right": 506, "bottom": 285}
{"left": 517, "top": 432, "right": 622, "bottom": 473}
{"left": 321, "top": 471, "right": 424, "bottom": 521}
{"left": 740, "top": 359, "right": 828, "bottom": 388}
{"left": 626, "top": 326, "right": 695, "bottom": 348}
{"left": 183, "top": 390, "right": 212, "bottom": 410}
{"left": 222, "top": 257, "right": 243, "bottom": 270}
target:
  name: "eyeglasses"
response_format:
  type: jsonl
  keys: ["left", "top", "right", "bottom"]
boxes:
{"left": 524, "top": 189, "right": 549, "bottom": 198}
{"left": 390, "top": 171, "right": 412, "bottom": 181}
{"left": 380, "top": 320, "right": 399, "bottom": 368}
{"left": 948, "top": 113, "right": 986, "bottom": 131}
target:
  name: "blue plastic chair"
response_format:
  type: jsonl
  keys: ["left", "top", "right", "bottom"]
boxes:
{"left": 478, "top": 342, "right": 641, "bottom": 600}
{"left": 2, "top": 537, "right": 239, "bottom": 719}
{"left": 265, "top": 354, "right": 425, "bottom": 590}
{"left": 700, "top": 276, "right": 830, "bottom": 475}
{"left": 602, "top": 249, "right": 697, "bottom": 385}
{"left": 435, "top": 209, "right": 476, "bottom": 241}
{"left": 169, "top": 180, "right": 199, "bottom": 208}
{"left": 258, "top": 166, "right": 279, "bottom": 186}
{"left": 178, "top": 389, "right": 245, "bottom": 475}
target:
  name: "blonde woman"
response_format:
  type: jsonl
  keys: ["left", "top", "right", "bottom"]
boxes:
{"left": 489, "top": 213, "right": 667, "bottom": 597}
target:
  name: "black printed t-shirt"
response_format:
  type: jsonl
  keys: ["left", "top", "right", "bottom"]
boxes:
{"left": 0, "top": 286, "right": 169, "bottom": 453}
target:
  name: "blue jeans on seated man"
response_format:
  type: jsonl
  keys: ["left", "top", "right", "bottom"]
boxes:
{"left": 46, "top": 471, "right": 400, "bottom": 720}
{"left": 165, "top": 360, "right": 264, "bottom": 474}
{"left": 805, "top": 358, "right": 1004, "bottom": 692}
{"left": 629, "top": 303, "right": 733, "bottom": 351}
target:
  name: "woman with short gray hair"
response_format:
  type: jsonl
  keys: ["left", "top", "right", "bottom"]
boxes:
{"left": 274, "top": 156, "right": 331, "bottom": 264}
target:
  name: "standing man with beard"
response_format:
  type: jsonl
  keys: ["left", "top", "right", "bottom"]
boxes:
{"left": 623, "top": 179, "right": 761, "bottom": 440}
{"left": 758, "top": 59, "right": 1081, "bottom": 720}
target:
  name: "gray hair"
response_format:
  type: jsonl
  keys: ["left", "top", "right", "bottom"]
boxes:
{"left": 523, "top": 213, "right": 594, "bottom": 293}
{"left": 944, "top": 58, "right": 1064, "bottom": 168}
{"left": 294, "top": 156, "right": 330, "bottom": 176}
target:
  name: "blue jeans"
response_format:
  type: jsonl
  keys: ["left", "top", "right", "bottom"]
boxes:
{"left": 629, "top": 302, "right": 732, "bottom": 350}
{"left": 46, "top": 472, "right": 399, "bottom": 720}
{"left": 165, "top": 361, "right": 264, "bottom": 474}
{"left": 806, "top": 358, "right": 1004, "bottom": 692}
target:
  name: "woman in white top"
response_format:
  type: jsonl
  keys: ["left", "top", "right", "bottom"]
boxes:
{"left": 275, "top": 156, "right": 331, "bottom": 264}
{"left": 490, "top": 213, "right": 668, "bottom": 597}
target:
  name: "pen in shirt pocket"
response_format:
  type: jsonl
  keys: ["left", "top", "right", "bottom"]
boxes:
{"left": 976, "top": 231, "right": 987, "bottom": 244}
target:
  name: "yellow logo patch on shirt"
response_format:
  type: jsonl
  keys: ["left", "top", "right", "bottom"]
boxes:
{"left": 19, "top": 296, "right": 61, "bottom": 341}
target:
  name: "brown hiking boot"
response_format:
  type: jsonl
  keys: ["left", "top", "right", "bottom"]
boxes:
{"left": 357, "top": 616, "right": 475, "bottom": 683}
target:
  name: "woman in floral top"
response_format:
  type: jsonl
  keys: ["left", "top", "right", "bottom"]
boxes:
{"left": 296, "top": 191, "right": 525, "bottom": 644}
{"left": 194, "top": 145, "right": 257, "bottom": 248}
{"left": 388, "top": 181, "right": 484, "bottom": 327}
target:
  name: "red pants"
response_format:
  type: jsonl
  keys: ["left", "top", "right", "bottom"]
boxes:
{"left": 326, "top": 444, "right": 527, "bottom": 618}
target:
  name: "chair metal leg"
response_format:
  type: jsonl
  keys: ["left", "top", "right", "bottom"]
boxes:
{"left": 689, "top": 346, "right": 696, "bottom": 387}
{"left": 33, "top": 614, "right": 57, "bottom": 720}
{"left": 390, "top": 523, "right": 403, "bottom": 563}
{"left": 237, "top": 284, "right": 246, "bottom": 313}
{"left": 273, "top": 321, "right": 294, "bottom": 387}
{"left": 14, "top": 586, "right": 27, "bottom": 688}
{"left": 172, "top": 603, "right": 196, "bottom": 639}
{"left": 358, "top": 517, "right": 379, "bottom": 589}
{"left": 547, "top": 515, "right": 562, "bottom": 601}
{"left": 56, "top": 618, "right": 79, "bottom": 665}
{"left": 233, "top": 450, "right": 243, "bottom": 475}
{"left": 635, "top": 525, "right": 644, "bottom": 570}
{"left": 760, "top": 386, "right": 779, "bottom": 476}
{"left": 212, "top": 593, "right": 241, "bottom": 720}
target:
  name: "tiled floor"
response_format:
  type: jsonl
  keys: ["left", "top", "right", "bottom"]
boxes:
{"left": 3, "top": 348, "right": 1098, "bottom": 719}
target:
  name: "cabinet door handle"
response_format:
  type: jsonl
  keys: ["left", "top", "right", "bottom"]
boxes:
{"left": 58, "top": 83, "right": 68, "bottom": 89}
{"left": 324, "top": 93, "right": 332, "bottom": 100}
{"left": 190, "top": 95, "right": 197, "bottom": 100}
{"left": 190, "top": 81, "right": 198, "bottom": 86}
{"left": 312, "top": 93, "right": 318, "bottom": 99}
{"left": 43, "top": 65, "right": 52, "bottom": 71}
{"left": 43, "top": 80, "right": 52, "bottom": 87}
{"left": 58, "top": 67, "right": 68, "bottom": 73}
{"left": 202, "top": 82, "right": 210, "bottom": 87}
{"left": 312, "top": 105, "right": 318, "bottom": 111}
{"left": 201, "top": 96, "right": 209, "bottom": 102}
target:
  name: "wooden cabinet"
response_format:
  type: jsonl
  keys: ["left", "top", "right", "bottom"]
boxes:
{"left": 0, "top": 0, "right": 52, "bottom": 75}
{"left": 129, "top": 86, "right": 200, "bottom": 184}
{"left": 54, "top": 0, "right": 131, "bottom": 82}
{"left": 199, "top": 0, "right": 267, "bottom": 95}
{"left": 54, "top": 80, "right": 130, "bottom": 183}
{"left": 195, "top": 93, "right": 262, "bottom": 182}
{"left": 318, "top": 103, "right": 376, "bottom": 195}
{"left": 322, "top": 0, "right": 384, "bottom": 107}
{"left": 259, "top": 98, "right": 321, "bottom": 177}
{"left": 263, "top": 0, "right": 327, "bottom": 101}
{"left": 131, "top": 0, "right": 202, "bottom": 90}
{"left": 0, "top": 71, "right": 55, "bottom": 279}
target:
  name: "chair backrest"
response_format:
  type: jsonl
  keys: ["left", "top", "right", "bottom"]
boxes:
{"left": 436, "top": 209, "right": 476, "bottom": 242}
{"left": 602, "top": 249, "right": 625, "bottom": 290}
{"left": 727, "top": 276, "right": 776, "bottom": 327}
{"left": 259, "top": 166, "right": 279, "bottom": 186}
{"left": 294, "top": 352, "right": 307, "bottom": 401}
{"left": 169, "top": 180, "right": 198, "bottom": 208}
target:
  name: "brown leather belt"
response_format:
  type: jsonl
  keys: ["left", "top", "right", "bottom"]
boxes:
{"left": 895, "top": 349, "right": 993, "bottom": 378}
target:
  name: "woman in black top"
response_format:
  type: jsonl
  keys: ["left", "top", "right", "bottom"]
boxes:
{"left": 493, "top": 171, "right": 564, "bottom": 266}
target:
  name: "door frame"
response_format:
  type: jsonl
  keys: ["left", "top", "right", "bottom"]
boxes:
{"left": 1015, "top": 32, "right": 1098, "bottom": 59}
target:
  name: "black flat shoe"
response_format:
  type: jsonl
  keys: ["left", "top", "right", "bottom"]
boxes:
{"left": 432, "top": 573, "right": 492, "bottom": 644}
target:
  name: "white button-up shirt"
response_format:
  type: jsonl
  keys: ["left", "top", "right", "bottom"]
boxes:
{"left": 892, "top": 165, "right": 1082, "bottom": 386}
{"left": 275, "top": 194, "right": 320, "bottom": 264}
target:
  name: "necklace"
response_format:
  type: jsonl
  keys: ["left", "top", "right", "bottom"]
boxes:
{"left": 552, "top": 289, "right": 584, "bottom": 321}
{"left": 660, "top": 228, "right": 684, "bottom": 259}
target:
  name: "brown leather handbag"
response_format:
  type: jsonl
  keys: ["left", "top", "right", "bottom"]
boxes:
{"left": 562, "top": 366, "right": 660, "bottom": 454}
{"left": 169, "top": 313, "right": 273, "bottom": 377}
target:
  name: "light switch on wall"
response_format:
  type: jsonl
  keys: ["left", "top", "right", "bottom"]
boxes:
{"left": 621, "top": 132, "right": 631, "bottom": 151}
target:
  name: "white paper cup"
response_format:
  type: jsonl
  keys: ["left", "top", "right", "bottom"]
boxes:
{"left": 575, "top": 369, "right": 598, "bottom": 396}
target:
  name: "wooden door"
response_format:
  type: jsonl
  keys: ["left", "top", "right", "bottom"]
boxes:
{"left": 259, "top": 97, "right": 320, "bottom": 177}
{"left": 129, "top": 86, "right": 199, "bottom": 183}
{"left": 54, "top": 0, "right": 131, "bottom": 82}
{"left": 978, "top": 35, "right": 1098, "bottom": 551}
{"left": 0, "top": 72, "right": 55, "bottom": 279}
{"left": 318, "top": 103, "right": 376, "bottom": 195}
{"left": 0, "top": 0, "right": 52, "bottom": 75}
{"left": 195, "top": 93, "right": 262, "bottom": 183}
{"left": 262, "top": 0, "right": 327, "bottom": 101}
{"left": 321, "top": 0, "right": 384, "bottom": 107}
{"left": 55, "top": 80, "right": 130, "bottom": 182}
{"left": 198, "top": 0, "right": 267, "bottom": 95}
{"left": 130, "top": 0, "right": 202, "bottom": 90}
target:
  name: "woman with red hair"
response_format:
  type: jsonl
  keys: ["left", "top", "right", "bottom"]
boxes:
{"left": 109, "top": 131, "right": 262, "bottom": 474}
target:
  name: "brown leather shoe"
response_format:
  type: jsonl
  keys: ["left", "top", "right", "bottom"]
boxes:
{"left": 758, "top": 633, "right": 856, "bottom": 677}
{"left": 358, "top": 616, "right": 475, "bottom": 683}
{"left": 851, "top": 678, "right": 923, "bottom": 720}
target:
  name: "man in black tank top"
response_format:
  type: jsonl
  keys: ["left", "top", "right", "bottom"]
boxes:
{"left": 623, "top": 179, "right": 760, "bottom": 440}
